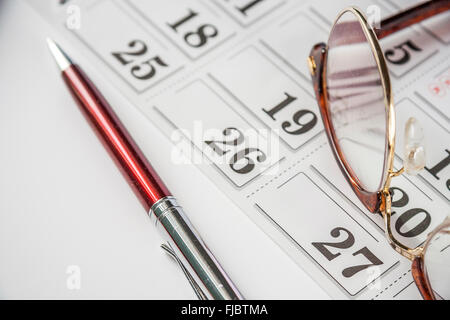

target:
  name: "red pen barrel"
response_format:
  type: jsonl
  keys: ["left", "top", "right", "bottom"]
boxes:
{"left": 51, "top": 57, "right": 243, "bottom": 300}
{"left": 62, "top": 65, "right": 170, "bottom": 212}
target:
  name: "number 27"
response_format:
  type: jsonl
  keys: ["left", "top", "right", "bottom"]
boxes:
{"left": 312, "top": 227, "right": 383, "bottom": 278}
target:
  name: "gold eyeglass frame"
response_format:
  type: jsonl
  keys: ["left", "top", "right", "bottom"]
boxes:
{"left": 308, "top": 7, "right": 429, "bottom": 260}
{"left": 308, "top": 2, "right": 450, "bottom": 300}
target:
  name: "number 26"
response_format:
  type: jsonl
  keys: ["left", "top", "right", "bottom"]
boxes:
{"left": 205, "top": 127, "right": 267, "bottom": 175}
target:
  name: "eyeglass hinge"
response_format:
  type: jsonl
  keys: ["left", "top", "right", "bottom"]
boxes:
{"left": 307, "top": 56, "right": 316, "bottom": 76}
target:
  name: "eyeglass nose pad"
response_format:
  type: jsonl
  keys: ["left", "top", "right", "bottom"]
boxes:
{"left": 403, "top": 117, "right": 426, "bottom": 175}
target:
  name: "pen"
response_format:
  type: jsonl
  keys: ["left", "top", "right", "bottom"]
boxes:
{"left": 46, "top": 38, "right": 243, "bottom": 300}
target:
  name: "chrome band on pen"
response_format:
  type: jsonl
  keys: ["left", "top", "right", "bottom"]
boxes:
{"left": 149, "top": 196, "right": 243, "bottom": 300}
{"left": 47, "top": 39, "right": 242, "bottom": 301}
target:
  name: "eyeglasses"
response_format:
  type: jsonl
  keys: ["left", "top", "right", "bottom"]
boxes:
{"left": 308, "top": 0, "right": 450, "bottom": 300}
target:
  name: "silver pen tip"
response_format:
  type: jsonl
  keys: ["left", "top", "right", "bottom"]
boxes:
{"left": 46, "top": 37, "right": 73, "bottom": 71}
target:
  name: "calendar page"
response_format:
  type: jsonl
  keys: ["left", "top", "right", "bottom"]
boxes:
{"left": 27, "top": 0, "right": 450, "bottom": 299}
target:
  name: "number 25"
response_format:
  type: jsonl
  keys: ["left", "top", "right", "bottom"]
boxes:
{"left": 111, "top": 40, "right": 168, "bottom": 80}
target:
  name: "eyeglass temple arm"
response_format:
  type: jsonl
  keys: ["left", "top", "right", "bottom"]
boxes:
{"left": 411, "top": 257, "right": 436, "bottom": 300}
{"left": 376, "top": 0, "right": 450, "bottom": 39}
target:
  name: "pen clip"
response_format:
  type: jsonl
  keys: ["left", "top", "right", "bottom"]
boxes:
{"left": 161, "top": 243, "right": 208, "bottom": 300}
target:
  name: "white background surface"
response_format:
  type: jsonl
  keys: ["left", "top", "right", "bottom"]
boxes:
{"left": 0, "top": 0, "right": 329, "bottom": 299}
